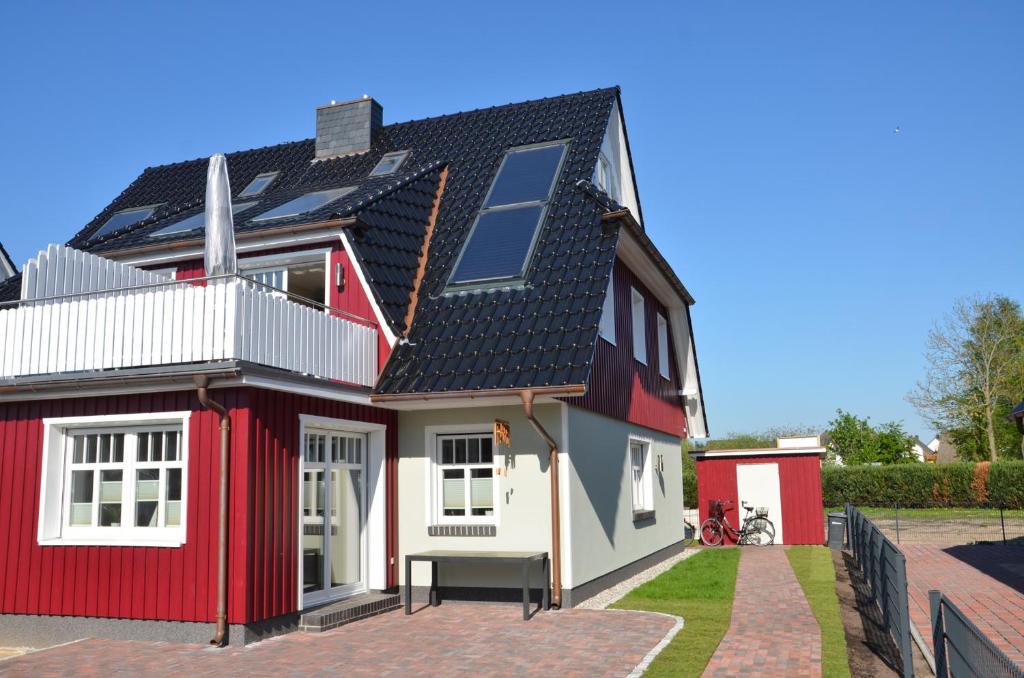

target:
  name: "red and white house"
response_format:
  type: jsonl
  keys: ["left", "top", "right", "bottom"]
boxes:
{"left": 0, "top": 88, "right": 707, "bottom": 645}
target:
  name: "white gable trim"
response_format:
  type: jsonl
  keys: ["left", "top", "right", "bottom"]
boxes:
{"left": 338, "top": 230, "right": 398, "bottom": 348}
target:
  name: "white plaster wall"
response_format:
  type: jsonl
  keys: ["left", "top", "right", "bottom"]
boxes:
{"left": 397, "top": 404, "right": 564, "bottom": 589}
{"left": 565, "top": 406, "right": 684, "bottom": 588}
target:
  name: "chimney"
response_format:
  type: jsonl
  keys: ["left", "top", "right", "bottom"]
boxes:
{"left": 315, "top": 96, "right": 383, "bottom": 159}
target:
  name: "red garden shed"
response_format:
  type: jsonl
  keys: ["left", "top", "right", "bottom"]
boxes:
{"left": 691, "top": 436, "right": 826, "bottom": 545}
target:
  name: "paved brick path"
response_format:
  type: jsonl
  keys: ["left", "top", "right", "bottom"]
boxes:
{"left": 0, "top": 604, "right": 677, "bottom": 677}
{"left": 902, "top": 544, "right": 1024, "bottom": 666}
{"left": 703, "top": 547, "right": 822, "bottom": 677}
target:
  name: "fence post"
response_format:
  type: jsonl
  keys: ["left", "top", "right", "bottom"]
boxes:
{"left": 930, "top": 590, "right": 946, "bottom": 677}
{"left": 1001, "top": 507, "right": 1007, "bottom": 545}
{"left": 895, "top": 551, "right": 914, "bottom": 678}
{"left": 895, "top": 502, "right": 901, "bottom": 545}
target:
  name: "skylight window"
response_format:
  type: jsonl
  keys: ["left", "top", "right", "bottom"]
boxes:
{"left": 148, "top": 202, "right": 259, "bottom": 238}
{"left": 251, "top": 187, "right": 356, "bottom": 222}
{"left": 238, "top": 171, "right": 279, "bottom": 197}
{"left": 369, "top": 151, "right": 410, "bottom": 176}
{"left": 90, "top": 205, "right": 162, "bottom": 241}
{"left": 449, "top": 142, "right": 567, "bottom": 285}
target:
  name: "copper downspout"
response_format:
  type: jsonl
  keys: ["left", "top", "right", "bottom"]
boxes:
{"left": 520, "top": 389, "right": 563, "bottom": 608}
{"left": 195, "top": 376, "right": 231, "bottom": 646}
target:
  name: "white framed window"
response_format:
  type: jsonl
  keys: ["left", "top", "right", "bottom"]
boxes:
{"left": 38, "top": 412, "right": 190, "bottom": 547}
{"left": 598, "top": 274, "right": 616, "bottom": 344}
{"left": 594, "top": 151, "right": 620, "bottom": 202}
{"left": 629, "top": 439, "right": 653, "bottom": 512}
{"left": 631, "top": 287, "right": 647, "bottom": 364}
{"left": 432, "top": 432, "right": 497, "bottom": 524}
{"left": 239, "top": 249, "right": 330, "bottom": 308}
{"left": 657, "top": 313, "right": 670, "bottom": 379}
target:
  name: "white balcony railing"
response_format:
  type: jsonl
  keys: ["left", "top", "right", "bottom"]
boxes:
{"left": 0, "top": 246, "right": 377, "bottom": 387}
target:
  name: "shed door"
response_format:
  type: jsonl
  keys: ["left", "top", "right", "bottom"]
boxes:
{"left": 736, "top": 463, "right": 784, "bottom": 545}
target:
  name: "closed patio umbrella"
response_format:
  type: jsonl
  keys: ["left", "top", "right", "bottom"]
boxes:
{"left": 203, "top": 153, "right": 237, "bottom": 277}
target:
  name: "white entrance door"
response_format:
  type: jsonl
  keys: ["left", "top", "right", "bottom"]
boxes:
{"left": 301, "top": 429, "right": 367, "bottom": 607}
{"left": 736, "top": 463, "right": 784, "bottom": 544}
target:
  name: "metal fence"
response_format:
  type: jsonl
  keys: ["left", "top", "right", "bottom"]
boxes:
{"left": 848, "top": 505, "right": 1024, "bottom": 547}
{"left": 930, "top": 591, "right": 1024, "bottom": 678}
{"left": 846, "top": 504, "right": 915, "bottom": 678}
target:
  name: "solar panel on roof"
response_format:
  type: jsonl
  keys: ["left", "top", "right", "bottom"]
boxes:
{"left": 251, "top": 187, "right": 356, "bottom": 222}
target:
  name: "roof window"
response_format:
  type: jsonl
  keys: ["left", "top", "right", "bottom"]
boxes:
{"left": 238, "top": 171, "right": 279, "bottom": 197}
{"left": 148, "top": 202, "right": 259, "bottom": 238}
{"left": 90, "top": 205, "right": 162, "bottom": 241}
{"left": 251, "top": 187, "right": 356, "bottom": 222}
{"left": 369, "top": 151, "right": 410, "bottom": 176}
{"left": 448, "top": 142, "right": 567, "bottom": 285}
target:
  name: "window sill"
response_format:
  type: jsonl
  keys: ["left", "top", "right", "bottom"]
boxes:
{"left": 632, "top": 509, "right": 656, "bottom": 523}
{"left": 39, "top": 536, "right": 186, "bottom": 548}
{"left": 428, "top": 524, "right": 497, "bottom": 537}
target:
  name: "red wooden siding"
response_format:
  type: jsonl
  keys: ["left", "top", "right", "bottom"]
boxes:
{"left": 242, "top": 390, "right": 397, "bottom": 622}
{"left": 0, "top": 387, "right": 396, "bottom": 624}
{"left": 162, "top": 243, "right": 392, "bottom": 369}
{"left": 570, "top": 257, "right": 686, "bottom": 437}
{"left": 694, "top": 453, "right": 824, "bottom": 545}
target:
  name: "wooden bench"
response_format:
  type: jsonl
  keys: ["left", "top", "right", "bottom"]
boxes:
{"left": 404, "top": 550, "right": 550, "bottom": 621}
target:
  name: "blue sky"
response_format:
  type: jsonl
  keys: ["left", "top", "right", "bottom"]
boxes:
{"left": 1, "top": 2, "right": 1021, "bottom": 439}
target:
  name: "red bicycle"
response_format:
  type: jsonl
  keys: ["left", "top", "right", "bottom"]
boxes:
{"left": 700, "top": 499, "right": 775, "bottom": 546}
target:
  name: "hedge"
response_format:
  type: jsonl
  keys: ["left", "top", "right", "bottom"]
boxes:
{"left": 822, "top": 461, "right": 1024, "bottom": 509}
{"left": 683, "top": 469, "right": 697, "bottom": 509}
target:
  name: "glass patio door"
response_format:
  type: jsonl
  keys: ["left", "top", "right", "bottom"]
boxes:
{"left": 302, "top": 429, "right": 366, "bottom": 606}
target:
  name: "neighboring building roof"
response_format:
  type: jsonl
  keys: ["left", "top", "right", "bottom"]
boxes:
{"left": 1009, "top": 400, "right": 1024, "bottom": 422}
{"left": 0, "top": 242, "right": 15, "bottom": 283}
{"left": 0, "top": 88, "right": 701, "bottom": 403}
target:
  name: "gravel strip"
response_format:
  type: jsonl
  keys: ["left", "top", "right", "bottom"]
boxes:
{"left": 575, "top": 547, "right": 702, "bottom": 610}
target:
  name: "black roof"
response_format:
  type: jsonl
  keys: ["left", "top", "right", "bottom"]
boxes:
{"left": 3, "top": 87, "right": 691, "bottom": 397}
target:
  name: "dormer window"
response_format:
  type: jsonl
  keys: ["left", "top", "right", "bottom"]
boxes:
{"left": 369, "top": 151, "right": 410, "bottom": 176}
{"left": 90, "top": 205, "right": 162, "bottom": 241}
{"left": 238, "top": 171, "right": 279, "bottom": 197}
{"left": 448, "top": 141, "right": 567, "bottom": 286}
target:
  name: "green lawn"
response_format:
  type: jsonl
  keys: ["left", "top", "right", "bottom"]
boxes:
{"left": 786, "top": 546, "right": 851, "bottom": 678}
{"left": 612, "top": 548, "right": 740, "bottom": 678}
{"left": 824, "top": 506, "right": 1004, "bottom": 519}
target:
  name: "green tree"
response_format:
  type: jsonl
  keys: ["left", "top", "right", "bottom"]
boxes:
{"left": 825, "top": 409, "right": 917, "bottom": 465}
{"left": 908, "top": 295, "right": 1024, "bottom": 461}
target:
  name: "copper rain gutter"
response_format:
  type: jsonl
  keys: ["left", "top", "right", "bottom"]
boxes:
{"left": 520, "top": 389, "right": 564, "bottom": 608}
{"left": 195, "top": 376, "right": 231, "bottom": 646}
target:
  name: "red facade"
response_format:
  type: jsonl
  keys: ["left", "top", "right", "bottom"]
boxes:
{"left": 572, "top": 258, "right": 686, "bottom": 437}
{"left": 694, "top": 452, "right": 824, "bottom": 545}
{"left": 0, "top": 388, "right": 396, "bottom": 624}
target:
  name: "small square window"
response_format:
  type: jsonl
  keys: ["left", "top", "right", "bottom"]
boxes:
{"left": 369, "top": 151, "right": 410, "bottom": 176}
{"left": 238, "top": 172, "right": 279, "bottom": 197}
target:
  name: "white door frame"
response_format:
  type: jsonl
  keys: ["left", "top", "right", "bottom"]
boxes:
{"left": 297, "top": 414, "right": 387, "bottom": 610}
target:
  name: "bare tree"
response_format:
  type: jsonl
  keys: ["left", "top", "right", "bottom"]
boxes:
{"left": 908, "top": 296, "right": 1024, "bottom": 462}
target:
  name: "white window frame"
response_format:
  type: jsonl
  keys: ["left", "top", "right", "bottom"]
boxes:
{"left": 629, "top": 437, "right": 653, "bottom": 513}
{"left": 631, "top": 286, "right": 647, "bottom": 364}
{"left": 238, "top": 248, "right": 332, "bottom": 307}
{"left": 594, "top": 151, "right": 620, "bottom": 202}
{"left": 424, "top": 424, "right": 500, "bottom": 527}
{"left": 599, "top": 273, "right": 616, "bottom": 345}
{"left": 657, "top": 313, "right": 670, "bottom": 379}
{"left": 38, "top": 412, "right": 191, "bottom": 547}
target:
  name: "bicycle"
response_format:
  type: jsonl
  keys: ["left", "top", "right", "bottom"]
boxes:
{"left": 700, "top": 499, "right": 776, "bottom": 546}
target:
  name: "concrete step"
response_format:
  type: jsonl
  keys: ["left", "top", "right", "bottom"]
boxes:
{"left": 298, "top": 592, "right": 401, "bottom": 632}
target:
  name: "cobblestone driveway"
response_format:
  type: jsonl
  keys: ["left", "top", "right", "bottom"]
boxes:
{"left": 0, "top": 603, "right": 678, "bottom": 677}
{"left": 902, "top": 544, "right": 1024, "bottom": 666}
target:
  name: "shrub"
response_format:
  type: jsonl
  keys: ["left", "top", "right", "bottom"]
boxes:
{"left": 683, "top": 468, "right": 697, "bottom": 509}
{"left": 822, "top": 461, "right": 1024, "bottom": 508}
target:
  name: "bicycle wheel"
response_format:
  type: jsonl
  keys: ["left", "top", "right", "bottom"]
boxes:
{"left": 700, "top": 518, "right": 724, "bottom": 546}
{"left": 751, "top": 520, "right": 776, "bottom": 546}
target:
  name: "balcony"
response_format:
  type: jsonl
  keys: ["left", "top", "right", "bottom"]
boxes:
{"left": 0, "top": 245, "right": 377, "bottom": 388}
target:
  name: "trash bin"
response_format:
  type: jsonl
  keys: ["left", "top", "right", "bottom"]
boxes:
{"left": 827, "top": 512, "right": 847, "bottom": 549}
